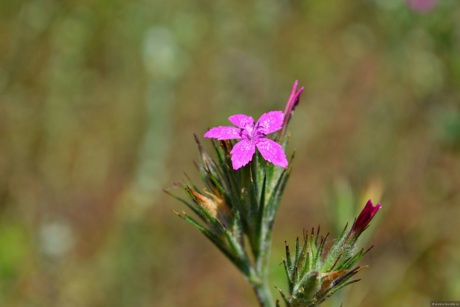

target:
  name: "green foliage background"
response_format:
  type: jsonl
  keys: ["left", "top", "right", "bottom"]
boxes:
{"left": 1, "top": 0, "right": 459, "bottom": 306}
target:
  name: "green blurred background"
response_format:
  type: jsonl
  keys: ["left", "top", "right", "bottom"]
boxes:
{"left": 1, "top": 0, "right": 460, "bottom": 306}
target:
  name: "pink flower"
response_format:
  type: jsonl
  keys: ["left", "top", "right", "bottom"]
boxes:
{"left": 407, "top": 0, "right": 437, "bottom": 12}
{"left": 204, "top": 111, "right": 288, "bottom": 170}
{"left": 351, "top": 199, "right": 382, "bottom": 235}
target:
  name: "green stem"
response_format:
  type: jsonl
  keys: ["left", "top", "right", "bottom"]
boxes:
{"left": 249, "top": 227, "right": 274, "bottom": 306}
{"left": 250, "top": 276, "right": 275, "bottom": 307}
{"left": 256, "top": 224, "right": 272, "bottom": 273}
{"left": 253, "top": 188, "right": 276, "bottom": 306}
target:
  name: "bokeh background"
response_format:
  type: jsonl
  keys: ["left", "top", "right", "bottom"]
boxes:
{"left": 1, "top": 0, "right": 460, "bottom": 306}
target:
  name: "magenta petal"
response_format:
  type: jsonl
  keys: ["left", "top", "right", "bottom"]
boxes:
{"left": 256, "top": 111, "right": 284, "bottom": 135}
{"left": 204, "top": 126, "right": 241, "bottom": 140}
{"left": 230, "top": 139, "right": 256, "bottom": 170}
{"left": 351, "top": 199, "right": 382, "bottom": 234}
{"left": 255, "top": 138, "right": 288, "bottom": 168}
{"left": 228, "top": 114, "right": 254, "bottom": 129}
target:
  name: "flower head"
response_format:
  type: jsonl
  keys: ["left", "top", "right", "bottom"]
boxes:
{"left": 407, "top": 0, "right": 437, "bottom": 12}
{"left": 204, "top": 111, "right": 288, "bottom": 170}
{"left": 350, "top": 199, "right": 382, "bottom": 236}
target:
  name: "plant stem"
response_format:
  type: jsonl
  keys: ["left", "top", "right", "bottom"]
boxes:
{"left": 247, "top": 229, "right": 275, "bottom": 306}
{"left": 251, "top": 277, "right": 275, "bottom": 307}
{"left": 250, "top": 197, "right": 276, "bottom": 306}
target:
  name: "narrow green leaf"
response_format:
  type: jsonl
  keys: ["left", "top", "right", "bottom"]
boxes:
{"left": 275, "top": 286, "right": 290, "bottom": 306}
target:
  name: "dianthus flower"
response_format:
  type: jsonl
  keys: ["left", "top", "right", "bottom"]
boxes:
{"left": 204, "top": 111, "right": 288, "bottom": 170}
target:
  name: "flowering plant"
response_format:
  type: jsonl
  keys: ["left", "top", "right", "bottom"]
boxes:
{"left": 167, "top": 81, "right": 382, "bottom": 306}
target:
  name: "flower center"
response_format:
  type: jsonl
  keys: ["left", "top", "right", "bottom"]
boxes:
{"left": 241, "top": 124, "right": 265, "bottom": 141}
